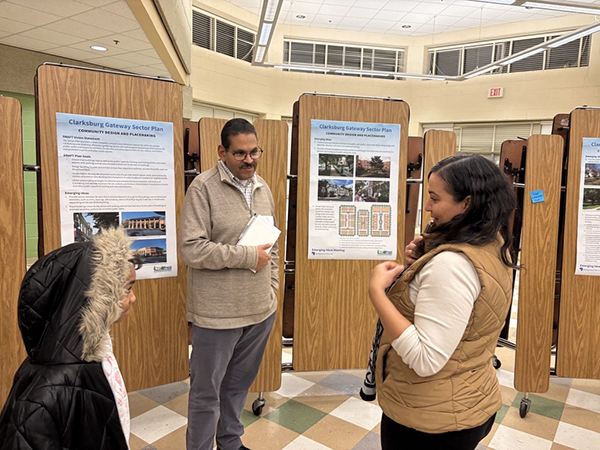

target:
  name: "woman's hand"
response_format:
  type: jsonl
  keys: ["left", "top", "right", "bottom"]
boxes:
{"left": 404, "top": 235, "right": 424, "bottom": 265}
{"left": 369, "top": 261, "right": 404, "bottom": 297}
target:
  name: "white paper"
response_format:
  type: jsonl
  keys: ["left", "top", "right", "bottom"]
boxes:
{"left": 575, "top": 138, "right": 600, "bottom": 276}
{"left": 237, "top": 215, "right": 281, "bottom": 252}
{"left": 308, "top": 119, "right": 400, "bottom": 260}
{"left": 56, "top": 113, "right": 177, "bottom": 279}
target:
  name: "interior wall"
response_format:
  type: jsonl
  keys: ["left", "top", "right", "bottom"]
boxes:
{"left": 190, "top": 1, "right": 599, "bottom": 135}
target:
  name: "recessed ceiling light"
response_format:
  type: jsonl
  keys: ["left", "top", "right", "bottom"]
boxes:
{"left": 401, "top": 24, "right": 411, "bottom": 29}
{"left": 296, "top": 14, "right": 306, "bottom": 19}
{"left": 90, "top": 45, "right": 107, "bottom": 52}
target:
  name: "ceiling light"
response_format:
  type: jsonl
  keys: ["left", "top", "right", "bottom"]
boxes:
{"left": 547, "top": 22, "right": 600, "bottom": 48}
{"left": 255, "top": 46, "right": 266, "bottom": 63}
{"left": 464, "top": 65, "right": 500, "bottom": 78}
{"left": 274, "top": 65, "right": 329, "bottom": 73}
{"left": 264, "top": 1, "right": 279, "bottom": 21}
{"left": 394, "top": 73, "right": 447, "bottom": 80}
{"left": 499, "top": 47, "right": 545, "bottom": 65}
{"left": 469, "top": 0, "right": 516, "bottom": 4}
{"left": 90, "top": 45, "right": 107, "bottom": 52}
{"left": 522, "top": 1, "right": 600, "bottom": 14}
{"left": 335, "top": 70, "right": 391, "bottom": 77}
{"left": 258, "top": 23, "right": 273, "bottom": 46}
{"left": 401, "top": 24, "right": 411, "bottom": 29}
{"left": 296, "top": 14, "right": 306, "bottom": 19}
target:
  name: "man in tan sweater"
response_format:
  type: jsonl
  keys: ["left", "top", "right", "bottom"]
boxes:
{"left": 179, "top": 119, "right": 279, "bottom": 450}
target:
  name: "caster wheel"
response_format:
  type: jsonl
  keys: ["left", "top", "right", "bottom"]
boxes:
{"left": 492, "top": 355, "right": 501, "bottom": 370}
{"left": 252, "top": 398, "right": 265, "bottom": 416}
{"left": 519, "top": 398, "right": 531, "bottom": 418}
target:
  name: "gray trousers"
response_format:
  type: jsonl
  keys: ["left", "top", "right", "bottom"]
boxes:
{"left": 186, "top": 313, "right": 275, "bottom": 450}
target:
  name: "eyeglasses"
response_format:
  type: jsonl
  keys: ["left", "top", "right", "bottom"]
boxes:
{"left": 227, "top": 147, "right": 264, "bottom": 161}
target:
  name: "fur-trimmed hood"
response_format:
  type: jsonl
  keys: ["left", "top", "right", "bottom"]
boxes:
{"left": 17, "top": 228, "right": 133, "bottom": 364}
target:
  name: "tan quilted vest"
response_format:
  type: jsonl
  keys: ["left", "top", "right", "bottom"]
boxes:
{"left": 375, "top": 239, "right": 513, "bottom": 433}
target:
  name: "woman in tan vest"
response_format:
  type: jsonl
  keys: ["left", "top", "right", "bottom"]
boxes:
{"left": 370, "top": 154, "right": 516, "bottom": 450}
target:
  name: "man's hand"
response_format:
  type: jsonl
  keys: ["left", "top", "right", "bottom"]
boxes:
{"left": 255, "top": 243, "right": 272, "bottom": 272}
{"left": 404, "top": 235, "right": 424, "bottom": 265}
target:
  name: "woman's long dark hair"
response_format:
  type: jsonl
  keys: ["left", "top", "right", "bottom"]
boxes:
{"left": 425, "top": 154, "right": 517, "bottom": 267}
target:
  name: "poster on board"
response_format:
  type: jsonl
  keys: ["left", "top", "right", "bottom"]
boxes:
{"left": 575, "top": 137, "right": 600, "bottom": 276}
{"left": 308, "top": 119, "right": 400, "bottom": 260}
{"left": 56, "top": 113, "right": 177, "bottom": 279}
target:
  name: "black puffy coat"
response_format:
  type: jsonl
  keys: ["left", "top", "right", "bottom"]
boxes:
{"left": 0, "top": 229, "right": 133, "bottom": 449}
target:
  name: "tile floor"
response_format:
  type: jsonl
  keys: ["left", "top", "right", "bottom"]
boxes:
{"left": 128, "top": 281, "right": 600, "bottom": 450}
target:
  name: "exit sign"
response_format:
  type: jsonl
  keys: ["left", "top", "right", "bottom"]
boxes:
{"left": 488, "top": 87, "right": 504, "bottom": 98}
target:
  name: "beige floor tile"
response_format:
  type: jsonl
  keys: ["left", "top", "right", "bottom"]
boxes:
{"left": 128, "top": 433, "right": 149, "bottom": 450}
{"left": 560, "top": 404, "right": 600, "bottom": 434}
{"left": 163, "top": 393, "right": 188, "bottom": 417}
{"left": 480, "top": 422, "right": 500, "bottom": 446}
{"left": 295, "top": 383, "right": 342, "bottom": 398}
{"left": 303, "top": 414, "right": 368, "bottom": 450}
{"left": 500, "top": 385, "right": 518, "bottom": 405}
{"left": 243, "top": 418, "right": 299, "bottom": 450}
{"left": 291, "top": 370, "right": 333, "bottom": 384}
{"left": 551, "top": 443, "right": 577, "bottom": 450}
{"left": 538, "top": 381, "right": 570, "bottom": 403}
{"left": 494, "top": 347, "right": 516, "bottom": 372}
{"left": 151, "top": 425, "right": 186, "bottom": 450}
{"left": 244, "top": 391, "right": 289, "bottom": 415}
{"left": 500, "top": 406, "right": 559, "bottom": 441}
{"left": 372, "top": 422, "right": 381, "bottom": 435}
{"left": 570, "top": 378, "right": 600, "bottom": 396}
{"left": 351, "top": 392, "right": 381, "bottom": 407}
{"left": 294, "top": 392, "right": 350, "bottom": 413}
{"left": 128, "top": 392, "right": 160, "bottom": 419}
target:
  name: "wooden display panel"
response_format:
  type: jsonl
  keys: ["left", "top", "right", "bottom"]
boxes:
{"left": 557, "top": 108, "right": 600, "bottom": 379}
{"left": 197, "top": 117, "right": 287, "bottom": 392}
{"left": 514, "top": 135, "right": 563, "bottom": 393}
{"left": 0, "top": 96, "right": 27, "bottom": 403}
{"left": 250, "top": 119, "right": 287, "bottom": 392}
{"left": 35, "top": 65, "right": 187, "bottom": 390}
{"left": 294, "top": 94, "right": 409, "bottom": 371}
{"left": 421, "top": 130, "right": 456, "bottom": 227}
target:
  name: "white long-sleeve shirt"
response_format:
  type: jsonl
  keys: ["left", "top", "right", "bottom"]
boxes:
{"left": 391, "top": 251, "right": 481, "bottom": 377}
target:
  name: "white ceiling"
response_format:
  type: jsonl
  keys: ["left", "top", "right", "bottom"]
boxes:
{"left": 0, "top": 0, "right": 170, "bottom": 78}
{"left": 224, "top": 0, "right": 594, "bottom": 36}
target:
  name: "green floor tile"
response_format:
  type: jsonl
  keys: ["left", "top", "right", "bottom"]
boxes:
{"left": 241, "top": 409, "right": 261, "bottom": 428}
{"left": 511, "top": 393, "right": 564, "bottom": 420}
{"left": 263, "top": 399, "right": 327, "bottom": 434}
{"left": 495, "top": 404, "right": 509, "bottom": 423}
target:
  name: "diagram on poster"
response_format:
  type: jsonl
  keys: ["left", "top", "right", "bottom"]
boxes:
{"left": 308, "top": 119, "right": 400, "bottom": 260}
{"left": 575, "top": 138, "right": 600, "bottom": 276}
{"left": 56, "top": 113, "right": 177, "bottom": 279}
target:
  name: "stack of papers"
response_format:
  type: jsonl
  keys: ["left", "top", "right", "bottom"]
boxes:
{"left": 237, "top": 214, "right": 281, "bottom": 252}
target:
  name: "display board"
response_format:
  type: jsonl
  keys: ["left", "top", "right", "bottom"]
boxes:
{"left": 35, "top": 64, "right": 187, "bottom": 390}
{"left": 0, "top": 96, "right": 27, "bottom": 403}
{"left": 557, "top": 108, "right": 600, "bottom": 378}
{"left": 294, "top": 94, "right": 409, "bottom": 371}
{"left": 421, "top": 130, "right": 456, "bottom": 227}
{"left": 514, "top": 135, "right": 564, "bottom": 392}
{"left": 197, "top": 117, "right": 287, "bottom": 392}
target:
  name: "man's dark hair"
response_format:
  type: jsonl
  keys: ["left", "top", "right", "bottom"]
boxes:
{"left": 221, "top": 118, "right": 257, "bottom": 148}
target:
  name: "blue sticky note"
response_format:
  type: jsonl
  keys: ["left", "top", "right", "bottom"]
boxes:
{"left": 530, "top": 190, "right": 545, "bottom": 204}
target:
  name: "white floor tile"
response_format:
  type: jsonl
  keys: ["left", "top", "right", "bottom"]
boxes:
{"left": 566, "top": 388, "right": 600, "bottom": 414}
{"left": 488, "top": 425, "right": 552, "bottom": 450}
{"left": 282, "top": 350, "right": 293, "bottom": 364}
{"left": 496, "top": 368, "right": 515, "bottom": 389}
{"left": 554, "top": 422, "right": 600, "bottom": 450}
{"left": 329, "top": 396, "right": 382, "bottom": 431}
{"left": 130, "top": 405, "right": 187, "bottom": 443}
{"left": 275, "top": 373, "right": 315, "bottom": 398}
{"left": 282, "top": 435, "right": 333, "bottom": 450}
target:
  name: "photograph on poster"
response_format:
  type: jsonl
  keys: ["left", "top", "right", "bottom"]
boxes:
{"left": 318, "top": 179, "right": 353, "bottom": 201}
{"left": 73, "top": 212, "right": 119, "bottom": 242}
{"left": 582, "top": 188, "right": 600, "bottom": 210}
{"left": 355, "top": 180, "right": 390, "bottom": 203}
{"left": 122, "top": 211, "right": 166, "bottom": 236}
{"left": 584, "top": 164, "right": 600, "bottom": 186}
{"left": 131, "top": 238, "right": 167, "bottom": 264}
{"left": 356, "top": 154, "right": 391, "bottom": 178}
{"left": 318, "top": 154, "right": 354, "bottom": 177}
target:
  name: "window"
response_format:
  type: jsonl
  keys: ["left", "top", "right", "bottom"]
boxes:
{"left": 192, "top": 9, "right": 256, "bottom": 63}
{"left": 428, "top": 31, "right": 589, "bottom": 76}
{"left": 283, "top": 39, "right": 405, "bottom": 78}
